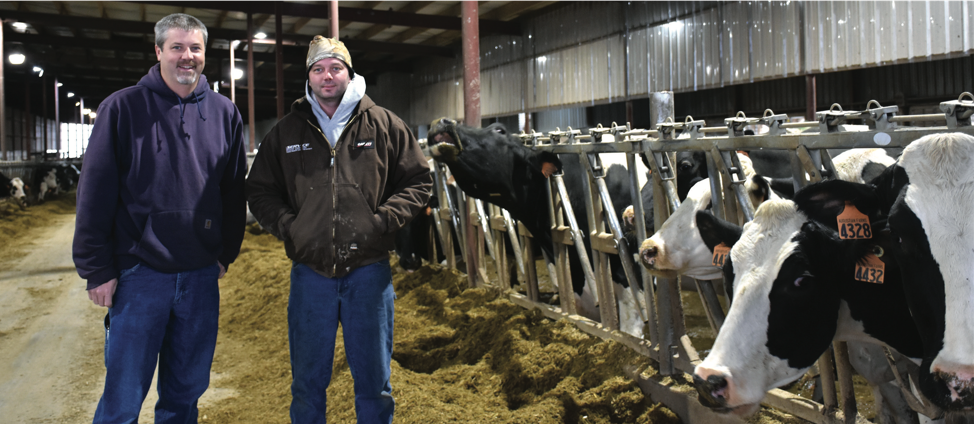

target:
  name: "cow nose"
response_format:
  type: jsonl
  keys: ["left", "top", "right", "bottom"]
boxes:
{"left": 932, "top": 362, "right": 974, "bottom": 405}
{"left": 639, "top": 240, "right": 659, "bottom": 268}
{"left": 693, "top": 372, "right": 730, "bottom": 408}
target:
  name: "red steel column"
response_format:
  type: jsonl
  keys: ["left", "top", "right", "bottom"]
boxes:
{"left": 275, "top": 3, "right": 285, "bottom": 120}
{"left": 330, "top": 2, "right": 339, "bottom": 39}
{"left": 805, "top": 75, "right": 817, "bottom": 121}
{"left": 247, "top": 13, "right": 256, "bottom": 152}
{"left": 0, "top": 22, "right": 6, "bottom": 160}
{"left": 461, "top": 1, "right": 480, "bottom": 127}
{"left": 230, "top": 41, "right": 237, "bottom": 105}
{"left": 54, "top": 77, "right": 60, "bottom": 157}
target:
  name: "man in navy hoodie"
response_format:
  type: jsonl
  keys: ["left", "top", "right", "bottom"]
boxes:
{"left": 72, "top": 13, "right": 247, "bottom": 424}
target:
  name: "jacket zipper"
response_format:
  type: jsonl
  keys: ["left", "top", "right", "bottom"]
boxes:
{"left": 306, "top": 112, "right": 363, "bottom": 275}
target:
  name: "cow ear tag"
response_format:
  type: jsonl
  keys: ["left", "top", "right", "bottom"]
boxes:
{"left": 837, "top": 201, "right": 872, "bottom": 240}
{"left": 541, "top": 162, "right": 558, "bottom": 178}
{"left": 855, "top": 246, "right": 885, "bottom": 284}
{"left": 712, "top": 243, "right": 730, "bottom": 267}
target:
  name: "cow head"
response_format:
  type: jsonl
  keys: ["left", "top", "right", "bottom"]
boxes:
{"left": 427, "top": 118, "right": 562, "bottom": 259}
{"left": 869, "top": 132, "right": 974, "bottom": 411}
{"left": 9, "top": 177, "right": 27, "bottom": 208}
{"left": 691, "top": 185, "right": 911, "bottom": 415}
{"left": 639, "top": 174, "right": 775, "bottom": 281}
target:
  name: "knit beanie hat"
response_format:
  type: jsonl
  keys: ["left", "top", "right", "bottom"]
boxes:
{"left": 306, "top": 36, "right": 354, "bottom": 75}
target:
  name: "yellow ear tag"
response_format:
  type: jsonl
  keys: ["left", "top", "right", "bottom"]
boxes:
{"left": 855, "top": 253, "right": 885, "bottom": 284}
{"left": 712, "top": 243, "right": 730, "bottom": 267}
{"left": 837, "top": 201, "right": 872, "bottom": 240}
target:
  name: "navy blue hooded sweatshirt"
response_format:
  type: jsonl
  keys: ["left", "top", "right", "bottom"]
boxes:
{"left": 73, "top": 63, "right": 247, "bottom": 290}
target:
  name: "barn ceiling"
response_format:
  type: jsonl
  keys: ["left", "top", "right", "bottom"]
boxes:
{"left": 0, "top": 1, "right": 559, "bottom": 121}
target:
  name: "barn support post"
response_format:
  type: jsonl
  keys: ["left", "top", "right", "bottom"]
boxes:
{"left": 43, "top": 74, "right": 48, "bottom": 156}
{"left": 246, "top": 13, "right": 256, "bottom": 152}
{"left": 54, "top": 77, "right": 59, "bottom": 157}
{"left": 0, "top": 21, "right": 6, "bottom": 161}
{"left": 230, "top": 41, "right": 237, "bottom": 105}
{"left": 329, "top": 1, "right": 339, "bottom": 39}
{"left": 275, "top": 3, "right": 285, "bottom": 121}
{"left": 461, "top": 1, "right": 480, "bottom": 128}
{"left": 25, "top": 80, "right": 31, "bottom": 160}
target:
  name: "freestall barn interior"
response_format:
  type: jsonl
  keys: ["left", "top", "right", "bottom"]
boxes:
{"left": 1, "top": 1, "right": 973, "bottom": 161}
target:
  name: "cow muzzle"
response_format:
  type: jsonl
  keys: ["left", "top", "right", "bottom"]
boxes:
{"left": 692, "top": 372, "right": 760, "bottom": 416}
{"left": 428, "top": 117, "right": 463, "bottom": 162}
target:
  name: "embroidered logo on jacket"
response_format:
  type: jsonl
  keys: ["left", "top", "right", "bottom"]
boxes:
{"left": 286, "top": 143, "right": 313, "bottom": 153}
{"left": 355, "top": 140, "right": 375, "bottom": 149}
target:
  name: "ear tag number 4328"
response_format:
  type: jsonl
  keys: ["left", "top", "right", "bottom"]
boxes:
{"left": 712, "top": 243, "right": 730, "bottom": 267}
{"left": 838, "top": 201, "right": 872, "bottom": 240}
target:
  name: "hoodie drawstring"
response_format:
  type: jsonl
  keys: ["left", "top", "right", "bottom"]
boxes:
{"left": 193, "top": 91, "right": 207, "bottom": 121}
{"left": 177, "top": 92, "right": 207, "bottom": 124}
{"left": 177, "top": 96, "right": 186, "bottom": 124}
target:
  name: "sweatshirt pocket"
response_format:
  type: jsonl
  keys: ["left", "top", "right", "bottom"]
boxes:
{"left": 136, "top": 210, "right": 222, "bottom": 271}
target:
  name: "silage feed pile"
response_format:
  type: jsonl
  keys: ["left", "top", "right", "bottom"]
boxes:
{"left": 205, "top": 226, "right": 681, "bottom": 424}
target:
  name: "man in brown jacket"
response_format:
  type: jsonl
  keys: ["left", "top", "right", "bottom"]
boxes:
{"left": 246, "top": 36, "right": 431, "bottom": 424}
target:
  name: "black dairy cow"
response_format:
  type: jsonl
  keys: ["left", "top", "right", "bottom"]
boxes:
{"left": 691, "top": 180, "right": 926, "bottom": 418}
{"left": 809, "top": 132, "right": 974, "bottom": 412}
{"left": 394, "top": 194, "right": 463, "bottom": 272}
{"left": 428, "top": 119, "right": 665, "bottom": 335}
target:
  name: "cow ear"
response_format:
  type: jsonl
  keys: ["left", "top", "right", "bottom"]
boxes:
{"left": 746, "top": 174, "right": 773, "bottom": 205}
{"left": 870, "top": 164, "right": 909, "bottom": 213}
{"left": 794, "top": 179, "right": 881, "bottom": 224}
{"left": 532, "top": 151, "right": 562, "bottom": 178}
{"left": 696, "top": 210, "right": 743, "bottom": 252}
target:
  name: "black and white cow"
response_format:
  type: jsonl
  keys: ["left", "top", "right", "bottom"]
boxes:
{"left": 427, "top": 119, "right": 671, "bottom": 336}
{"left": 691, "top": 183, "right": 924, "bottom": 418}
{"left": 838, "top": 132, "right": 974, "bottom": 412}
{"left": 1, "top": 172, "right": 28, "bottom": 207}
{"left": 34, "top": 167, "right": 59, "bottom": 201}
{"left": 639, "top": 148, "right": 895, "bottom": 282}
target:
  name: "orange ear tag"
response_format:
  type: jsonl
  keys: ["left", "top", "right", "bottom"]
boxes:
{"left": 854, "top": 253, "right": 885, "bottom": 284}
{"left": 541, "top": 162, "right": 558, "bottom": 178}
{"left": 837, "top": 201, "right": 872, "bottom": 240}
{"left": 712, "top": 243, "right": 731, "bottom": 267}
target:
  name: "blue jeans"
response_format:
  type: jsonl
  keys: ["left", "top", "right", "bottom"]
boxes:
{"left": 93, "top": 262, "right": 221, "bottom": 424}
{"left": 289, "top": 260, "right": 396, "bottom": 424}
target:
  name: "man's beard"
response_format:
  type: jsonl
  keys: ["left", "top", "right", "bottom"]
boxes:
{"left": 176, "top": 73, "right": 199, "bottom": 85}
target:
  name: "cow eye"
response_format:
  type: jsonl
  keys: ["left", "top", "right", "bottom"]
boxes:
{"left": 793, "top": 272, "right": 814, "bottom": 288}
{"left": 679, "top": 162, "right": 692, "bottom": 171}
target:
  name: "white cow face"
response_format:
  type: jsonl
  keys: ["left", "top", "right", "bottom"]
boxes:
{"left": 639, "top": 173, "right": 776, "bottom": 281}
{"left": 692, "top": 200, "right": 838, "bottom": 414}
{"left": 883, "top": 132, "right": 974, "bottom": 410}
{"left": 9, "top": 177, "right": 26, "bottom": 206}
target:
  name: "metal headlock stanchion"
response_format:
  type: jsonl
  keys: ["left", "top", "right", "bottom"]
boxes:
{"left": 431, "top": 162, "right": 458, "bottom": 270}
{"left": 419, "top": 92, "right": 974, "bottom": 424}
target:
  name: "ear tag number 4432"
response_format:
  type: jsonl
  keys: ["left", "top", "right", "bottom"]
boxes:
{"left": 838, "top": 201, "right": 872, "bottom": 240}
{"left": 855, "top": 253, "right": 885, "bottom": 284}
{"left": 712, "top": 243, "right": 730, "bottom": 267}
